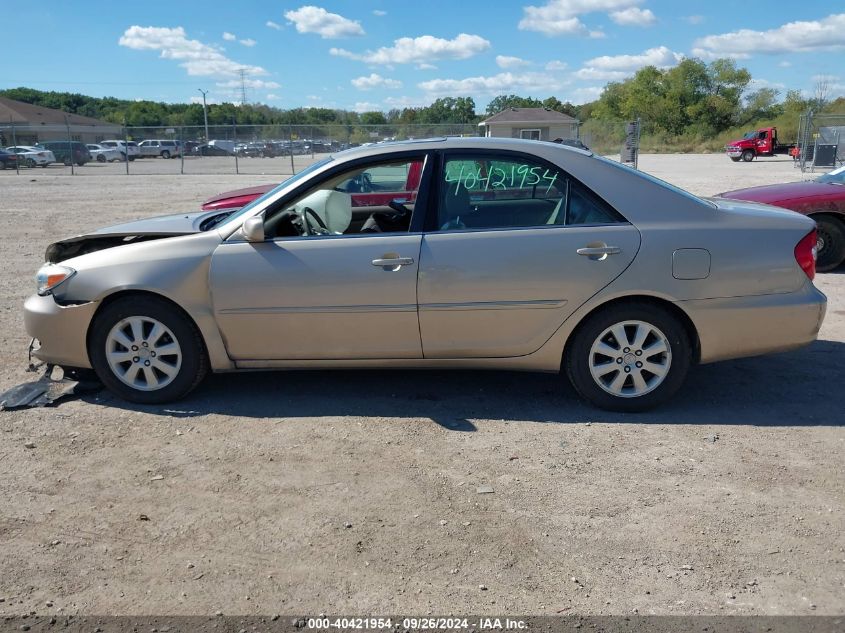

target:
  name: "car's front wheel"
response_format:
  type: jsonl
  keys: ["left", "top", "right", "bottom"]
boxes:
{"left": 741, "top": 149, "right": 754, "bottom": 162}
{"left": 89, "top": 296, "right": 208, "bottom": 404}
{"left": 565, "top": 303, "right": 692, "bottom": 412}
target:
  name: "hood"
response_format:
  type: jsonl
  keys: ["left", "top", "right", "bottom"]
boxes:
{"left": 45, "top": 209, "right": 233, "bottom": 263}
{"left": 717, "top": 180, "right": 840, "bottom": 206}
{"left": 725, "top": 137, "right": 755, "bottom": 148}
{"left": 202, "top": 183, "right": 275, "bottom": 210}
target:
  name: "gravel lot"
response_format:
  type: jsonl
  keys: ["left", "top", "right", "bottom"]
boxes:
{"left": 0, "top": 154, "right": 843, "bottom": 616}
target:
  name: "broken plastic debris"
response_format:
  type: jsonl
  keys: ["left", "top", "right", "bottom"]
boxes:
{"left": 0, "top": 365, "right": 102, "bottom": 411}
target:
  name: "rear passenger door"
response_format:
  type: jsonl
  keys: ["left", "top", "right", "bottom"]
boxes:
{"left": 417, "top": 150, "right": 641, "bottom": 358}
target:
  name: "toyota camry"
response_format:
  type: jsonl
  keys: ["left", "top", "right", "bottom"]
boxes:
{"left": 24, "top": 137, "right": 827, "bottom": 411}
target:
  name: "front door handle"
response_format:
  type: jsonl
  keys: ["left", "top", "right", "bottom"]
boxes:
{"left": 372, "top": 256, "right": 415, "bottom": 269}
{"left": 577, "top": 246, "right": 621, "bottom": 256}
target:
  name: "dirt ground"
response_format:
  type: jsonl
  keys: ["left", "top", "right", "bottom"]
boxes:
{"left": 0, "top": 154, "right": 843, "bottom": 617}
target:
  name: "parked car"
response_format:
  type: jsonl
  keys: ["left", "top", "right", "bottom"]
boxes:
{"left": 99, "top": 140, "right": 139, "bottom": 161}
{"left": 717, "top": 165, "right": 845, "bottom": 271}
{"left": 137, "top": 139, "right": 181, "bottom": 159}
{"left": 0, "top": 149, "right": 20, "bottom": 169}
{"left": 36, "top": 141, "right": 90, "bottom": 166}
{"left": 192, "top": 144, "right": 233, "bottom": 156}
{"left": 235, "top": 142, "right": 279, "bottom": 158}
{"left": 25, "top": 137, "right": 825, "bottom": 411}
{"left": 86, "top": 144, "right": 123, "bottom": 163}
{"left": 6, "top": 145, "right": 55, "bottom": 167}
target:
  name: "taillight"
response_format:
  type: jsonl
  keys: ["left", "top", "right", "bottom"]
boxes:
{"left": 794, "top": 229, "right": 817, "bottom": 280}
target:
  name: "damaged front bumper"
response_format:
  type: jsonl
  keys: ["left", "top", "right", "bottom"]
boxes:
{"left": 24, "top": 293, "right": 99, "bottom": 369}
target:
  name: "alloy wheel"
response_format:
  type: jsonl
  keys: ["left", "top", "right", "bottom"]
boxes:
{"left": 588, "top": 320, "right": 672, "bottom": 398}
{"left": 105, "top": 316, "right": 183, "bottom": 391}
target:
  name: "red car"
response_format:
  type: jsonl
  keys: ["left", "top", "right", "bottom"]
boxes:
{"left": 718, "top": 165, "right": 845, "bottom": 271}
{"left": 202, "top": 160, "right": 423, "bottom": 212}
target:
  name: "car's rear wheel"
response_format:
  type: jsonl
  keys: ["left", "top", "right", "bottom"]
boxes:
{"left": 89, "top": 296, "right": 208, "bottom": 404}
{"left": 814, "top": 216, "right": 845, "bottom": 272}
{"left": 96, "top": 154, "right": 106, "bottom": 163}
{"left": 25, "top": 158, "right": 36, "bottom": 168}
{"left": 161, "top": 150, "right": 170, "bottom": 159}
{"left": 741, "top": 149, "right": 754, "bottom": 162}
{"left": 565, "top": 303, "right": 692, "bottom": 412}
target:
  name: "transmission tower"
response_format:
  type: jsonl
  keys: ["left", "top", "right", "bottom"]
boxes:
{"left": 238, "top": 68, "right": 248, "bottom": 106}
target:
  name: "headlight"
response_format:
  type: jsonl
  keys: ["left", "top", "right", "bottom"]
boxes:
{"left": 36, "top": 264, "right": 76, "bottom": 296}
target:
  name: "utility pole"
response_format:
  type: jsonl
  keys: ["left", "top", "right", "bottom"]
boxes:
{"left": 198, "top": 88, "right": 210, "bottom": 141}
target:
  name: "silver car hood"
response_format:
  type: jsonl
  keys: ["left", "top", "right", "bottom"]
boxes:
{"left": 45, "top": 210, "right": 233, "bottom": 263}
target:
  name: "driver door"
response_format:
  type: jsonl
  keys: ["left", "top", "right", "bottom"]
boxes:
{"left": 209, "top": 154, "right": 429, "bottom": 361}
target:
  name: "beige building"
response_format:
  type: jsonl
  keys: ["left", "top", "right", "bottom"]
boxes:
{"left": 0, "top": 96, "right": 122, "bottom": 145}
{"left": 478, "top": 107, "right": 579, "bottom": 141}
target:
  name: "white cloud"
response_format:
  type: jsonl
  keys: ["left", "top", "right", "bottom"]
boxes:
{"left": 216, "top": 78, "right": 281, "bottom": 89}
{"left": 569, "top": 86, "right": 604, "bottom": 104}
{"left": 496, "top": 55, "right": 531, "bottom": 69}
{"left": 266, "top": 20, "right": 282, "bottom": 30}
{"left": 682, "top": 15, "right": 704, "bottom": 25}
{"left": 240, "top": 38, "right": 256, "bottom": 47}
{"left": 609, "top": 7, "right": 655, "bottom": 26}
{"left": 373, "top": 9, "right": 387, "bottom": 16}
{"left": 545, "top": 60, "right": 568, "bottom": 71}
{"left": 265, "top": 94, "right": 281, "bottom": 100}
{"left": 351, "top": 73, "right": 402, "bottom": 90}
{"left": 119, "top": 26, "right": 268, "bottom": 77}
{"left": 284, "top": 6, "right": 365, "bottom": 38}
{"left": 778, "top": 60, "right": 792, "bottom": 68}
{"left": 693, "top": 13, "right": 845, "bottom": 58}
{"left": 518, "top": 0, "right": 642, "bottom": 36}
{"left": 419, "top": 71, "right": 569, "bottom": 97}
{"left": 222, "top": 32, "right": 236, "bottom": 41}
{"left": 330, "top": 33, "right": 490, "bottom": 65}
{"left": 384, "top": 95, "right": 426, "bottom": 108}
{"left": 353, "top": 101, "right": 381, "bottom": 112}
{"left": 306, "top": 95, "right": 321, "bottom": 100}
{"left": 417, "top": 63, "right": 437, "bottom": 70}
{"left": 575, "top": 45, "right": 682, "bottom": 80}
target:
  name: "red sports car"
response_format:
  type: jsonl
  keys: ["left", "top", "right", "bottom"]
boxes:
{"left": 718, "top": 165, "right": 845, "bottom": 271}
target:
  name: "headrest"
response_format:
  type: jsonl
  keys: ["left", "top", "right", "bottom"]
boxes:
{"left": 295, "top": 189, "right": 352, "bottom": 234}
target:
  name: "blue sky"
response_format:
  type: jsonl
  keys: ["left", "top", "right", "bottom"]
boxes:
{"left": 4, "top": 1, "right": 845, "bottom": 112}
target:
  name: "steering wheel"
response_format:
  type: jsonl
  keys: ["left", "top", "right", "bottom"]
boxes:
{"left": 388, "top": 199, "right": 410, "bottom": 217}
{"left": 300, "top": 206, "right": 329, "bottom": 235}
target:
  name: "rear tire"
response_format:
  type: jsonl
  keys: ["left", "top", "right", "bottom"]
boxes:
{"left": 88, "top": 296, "right": 208, "bottom": 404}
{"left": 741, "top": 149, "right": 754, "bottom": 162}
{"left": 161, "top": 150, "right": 170, "bottom": 159}
{"left": 97, "top": 154, "right": 106, "bottom": 163}
{"left": 564, "top": 302, "right": 692, "bottom": 412}
{"left": 814, "top": 216, "right": 845, "bottom": 272}
{"left": 25, "top": 158, "right": 36, "bottom": 168}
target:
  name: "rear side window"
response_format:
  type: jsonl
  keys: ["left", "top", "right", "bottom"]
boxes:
{"left": 436, "top": 153, "right": 623, "bottom": 231}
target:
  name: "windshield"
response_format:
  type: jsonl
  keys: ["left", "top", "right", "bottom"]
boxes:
{"left": 742, "top": 131, "right": 757, "bottom": 140}
{"left": 816, "top": 165, "right": 845, "bottom": 185}
{"left": 219, "top": 157, "right": 334, "bottom": 227}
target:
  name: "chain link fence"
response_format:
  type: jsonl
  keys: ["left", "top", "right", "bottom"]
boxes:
{"left": 796, "top": 112, "right": 845, "bottom": 173}
{"left": 0, "top": 123, "right": 479, "bottom": 176}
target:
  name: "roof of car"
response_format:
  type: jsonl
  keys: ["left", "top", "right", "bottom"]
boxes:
{"left": 331, "top": 136, "right": 592, "bottom": 161}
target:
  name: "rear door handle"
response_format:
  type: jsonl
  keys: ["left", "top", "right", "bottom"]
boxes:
{"left": 577, "top": 246, "right": 621, "bottom": 257}
{"left": 372, "top": 256, "right": 415, "bottom": 268}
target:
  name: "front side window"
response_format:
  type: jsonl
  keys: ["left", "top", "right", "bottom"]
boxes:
{"left": 437, "top": 153, "right": 622, "bottom": 231}
{"left": 263, "top": 157, "right": 425, "bottom": 239}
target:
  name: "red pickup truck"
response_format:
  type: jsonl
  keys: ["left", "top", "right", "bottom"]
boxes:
{"left": 725, "top": 127, "right": 796, "bottom": 162}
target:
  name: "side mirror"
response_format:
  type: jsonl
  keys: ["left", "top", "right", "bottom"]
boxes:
{"left": 242, "top": 216, "right": 265, "bottom": 242}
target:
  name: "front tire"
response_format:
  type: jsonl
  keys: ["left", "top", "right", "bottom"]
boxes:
{"left": 97, "top": 154, "right": 106, "bottom": 163}
{"left": 730, "top": 157, "right": 740, "bottom": 162}
{"left": 564, "top": 302, "right": 692, "bottom": 412}
{"left": 89, "top": 296, "right": 208, "bottom": 404}
{"left": 814, "top": 216, "right": 845, "bottom": 272}
{"left": 161, "top": 150, "right": 170, "bottom": 159}
{"left": 26, "top": 158, "right": 36, "bottom": 168}
{"left": 741, "top": 149, "right": 754, "bottom": 162}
